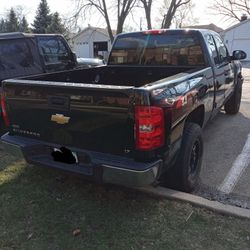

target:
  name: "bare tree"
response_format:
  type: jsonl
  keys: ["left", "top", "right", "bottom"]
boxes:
{"left": 139, "top": 0, "right": 153, "bottom": 29}
{"left": 161, "top": 0, "right": 191, "bottom": 28}
{"left": 209, "top": 0, "right": 250, "bottom": 22}
{"left": 116, "top": 0, "right": 138, "bottom": 34}
{"left": 172, "top": 1, "right": 198, "bottom": 28}
{"left": 71, "top": 0, "right": 137, "bottom": 42}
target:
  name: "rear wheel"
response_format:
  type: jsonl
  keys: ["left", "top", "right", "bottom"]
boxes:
{"left": 164, "top": 122, "right": 203, "bottom": 192}
{"left": 224, "top": 80, "right": 242, "bottom": 114}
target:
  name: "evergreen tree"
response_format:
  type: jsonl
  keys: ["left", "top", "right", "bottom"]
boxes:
{"left": 0, "top": 18, "right": 6, "bottom": 33}
{"left": 19, "top": 16, "right": 30, "bottom": 32}
{"left": 6, "top": 8, "right": 19, "bottom": 32}
{"left": 47, "top": 12, "right": 66, "bottom": 34}
{"left": 32, "top": 0, "right": 51, "bottom": 33}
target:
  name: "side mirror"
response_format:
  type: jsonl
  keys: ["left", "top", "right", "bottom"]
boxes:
{"left": 232, "top": 50, "right": 247, "bottom": 60}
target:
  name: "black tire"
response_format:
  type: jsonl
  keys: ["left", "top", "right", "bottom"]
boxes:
{"left": 174, "top": 122, "right": 203, "bottom": 192}
{"left": 224, "top": 81, "right": 242, "bottom": 114}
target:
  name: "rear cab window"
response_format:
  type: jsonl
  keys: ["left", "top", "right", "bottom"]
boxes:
{"left": 109, "top": 31, "right": 206, "bottom": 66}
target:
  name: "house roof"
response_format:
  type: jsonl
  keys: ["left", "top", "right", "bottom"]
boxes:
{"left": 223, "top": 18, "right": 250, "bottom": 33}
{"left": 183, "top": 23, "right": 223, "bottom": 33}
{"left": 72, "top": 26, "right": 114, "bottom": 40}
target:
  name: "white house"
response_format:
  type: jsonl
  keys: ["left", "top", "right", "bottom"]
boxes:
{"left": 71, "top": 26, "right": 112, "bottom": 61}
{"left": 222, "top": 18, "right": 250, "bottom": 61}
{"left": 184, "top": 23, "right": 223, "bottom": 33}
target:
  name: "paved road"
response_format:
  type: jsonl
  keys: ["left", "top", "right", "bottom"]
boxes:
{"left": 195, "top": 66, "right": 250, "bottom": 208}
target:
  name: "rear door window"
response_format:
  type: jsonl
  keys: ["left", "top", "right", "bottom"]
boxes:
{"left": 213, "top": 35, "right": 229, "bottom": 64}
{"left": 205, "top": 34, "right": 220, "bottom": 65}
{"left": 37, "top": 36, "right": 70, "bottom": 65}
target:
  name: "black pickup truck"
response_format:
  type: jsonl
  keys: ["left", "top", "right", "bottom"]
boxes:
{"left": 0, "top": 29, "right": 246, "bottom": 192}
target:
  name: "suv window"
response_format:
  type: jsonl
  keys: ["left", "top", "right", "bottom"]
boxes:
{"left": 37, "top": 36, "right": 70, "bottom": 65}
{"left": 0, "top": 39, "right": 34, "bottom": 71}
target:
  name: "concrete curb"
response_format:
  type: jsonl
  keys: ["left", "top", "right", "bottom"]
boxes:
{"left": 137, "top": 186, "right": 250, "bottom": 220}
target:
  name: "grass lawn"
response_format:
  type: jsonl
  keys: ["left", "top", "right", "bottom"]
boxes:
{"left": 0, "top": 149, "right": 250, "bottom": 250}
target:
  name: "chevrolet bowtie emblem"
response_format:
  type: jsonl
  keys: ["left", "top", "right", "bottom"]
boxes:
{"left": 51, "top": 114, "right": 70, "bottom": 124}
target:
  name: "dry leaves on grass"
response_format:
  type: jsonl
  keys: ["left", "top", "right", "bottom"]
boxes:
{"left": 72, "top": 228, "right": 81, "bottom": 236}
{"left": 27, "top": 233, "right": 33, "bottom": 240}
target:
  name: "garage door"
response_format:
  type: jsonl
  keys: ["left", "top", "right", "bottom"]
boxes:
{"left": 74, "top": 43, "right": 90, "bottom": 58}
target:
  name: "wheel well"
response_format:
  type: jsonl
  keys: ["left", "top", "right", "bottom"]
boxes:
{"left": 185, "top": 105, "right": 205, "bottom": 128}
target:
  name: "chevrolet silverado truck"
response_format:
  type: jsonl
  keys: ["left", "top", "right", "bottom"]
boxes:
{"left": 0, "top": 29, "right": 247, "bottom": 192}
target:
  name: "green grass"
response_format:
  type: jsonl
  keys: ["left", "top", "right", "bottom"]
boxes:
{"left": 0, "top": 149, "right": 250, "bottom": 250}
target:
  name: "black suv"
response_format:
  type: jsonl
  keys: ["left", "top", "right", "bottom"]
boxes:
{"left": 0, "top": 32, "right": 80, "bottom": 132}
{"left": 0, "top": 32, "right": 78, "bottom": 82}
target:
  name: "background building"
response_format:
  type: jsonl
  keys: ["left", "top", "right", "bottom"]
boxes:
{"left": 71, "top": 26, "right": 112, "bottom": 61}
{"left": 221, "top": 17, "right": 250, "bottom": 61}
{"left": 184, "top": 23, "right": 223, "bottom": 33}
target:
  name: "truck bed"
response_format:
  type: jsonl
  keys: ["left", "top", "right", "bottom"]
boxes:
{"left": 21, "top": 65, "right": 204, "bottom": 87}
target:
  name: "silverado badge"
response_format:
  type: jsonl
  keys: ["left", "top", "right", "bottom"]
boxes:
{"left": 51, "top": 114, "right": 70, "bottom": 124}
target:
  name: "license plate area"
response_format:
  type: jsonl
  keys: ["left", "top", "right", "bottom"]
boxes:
{"left": 51, "top": 146, "right": 78, "bottom": 164}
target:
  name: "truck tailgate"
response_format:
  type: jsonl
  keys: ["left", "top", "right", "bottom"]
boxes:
{"left": 3, "top": 80, "right": 135, "bottom": 156}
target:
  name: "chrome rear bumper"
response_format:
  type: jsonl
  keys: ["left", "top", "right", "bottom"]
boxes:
{"left": 1, "top": 133, "right": 162, "bottom": 187}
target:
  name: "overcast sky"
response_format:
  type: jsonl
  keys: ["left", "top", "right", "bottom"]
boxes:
{"left": 0, "top": 0, "right": 233, "bottom": 30}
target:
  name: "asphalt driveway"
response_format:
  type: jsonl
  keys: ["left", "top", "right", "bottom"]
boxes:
{"left": 195, "top": 65, "right": 250, "bottom": 208}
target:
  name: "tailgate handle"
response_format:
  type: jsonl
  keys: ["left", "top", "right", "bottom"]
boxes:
{"left": 48, "top": 96, "right": 69, "bottom": 109}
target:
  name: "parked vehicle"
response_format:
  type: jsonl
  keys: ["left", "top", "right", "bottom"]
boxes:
{"left": 0, "top": 32, "right": 77, "bottom": 83}
{"left": 0, "top": 29, "right": 246, "bottom": 192}
{"left": 0, "top": 32, "right": 103, "bottom": 130}
{"left": 76, "top": 58, "right": 105, "bottom": 67}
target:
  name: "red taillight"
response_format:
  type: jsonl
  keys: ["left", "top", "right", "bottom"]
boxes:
{"left": 0, "top": 93, "right": 10, "bottom": 127}
{"left": 143, "top": 29, "right": 167, "bottom": 35}
{"left": 135, "top": 106, "right": 165, "bottom": 150}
